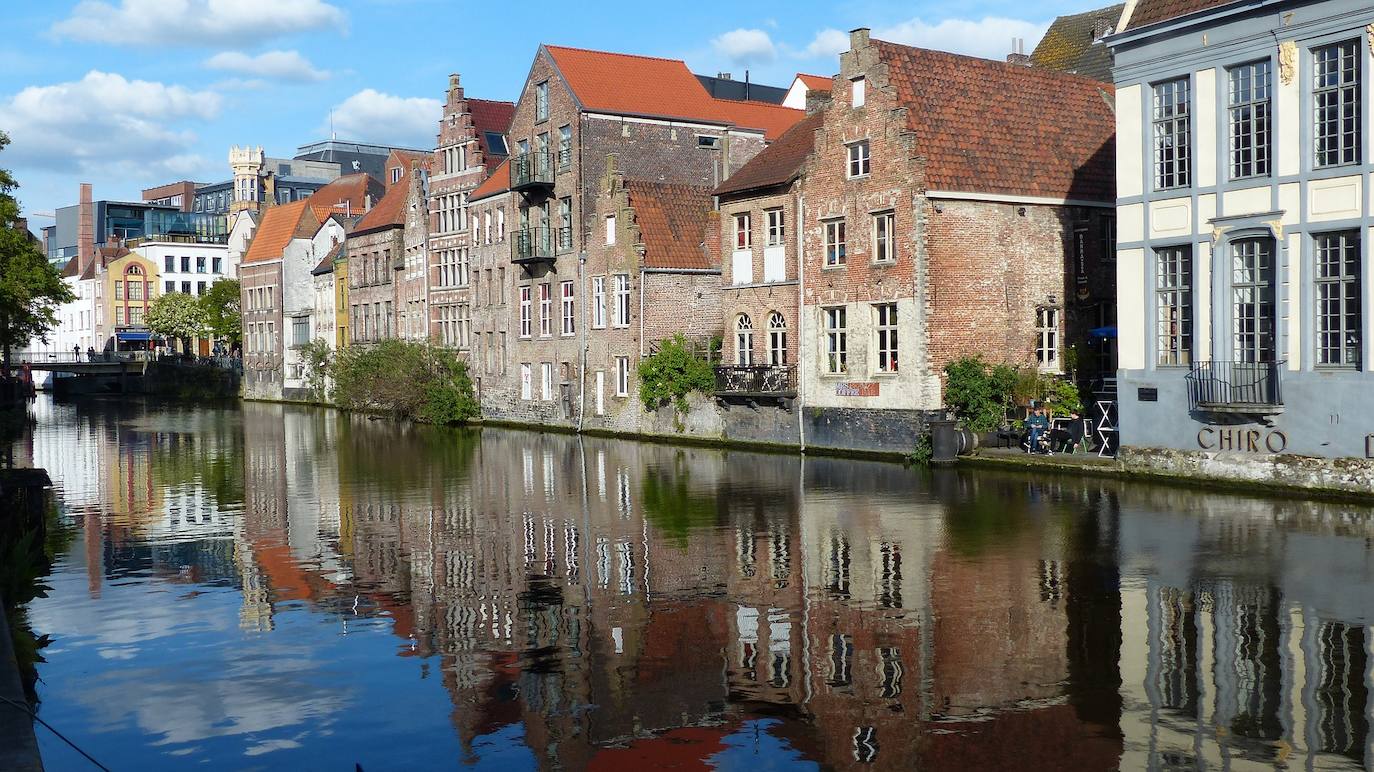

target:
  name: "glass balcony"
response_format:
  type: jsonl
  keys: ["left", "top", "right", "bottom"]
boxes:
{"left": 512, "top": 227, "right": 555, "bottom": 264}
{"left": 510, "top": 152, "right": 554, "bottom": 194}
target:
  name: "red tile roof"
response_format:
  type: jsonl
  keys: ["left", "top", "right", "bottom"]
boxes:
{"left": 469, "top": 158, "right": 510, "bottom": 202}
{"left": 469, "top": 98, "right": 515, "bottom": 166}
{"left": 545, "top": 45, "right": 803, "bottom": 140}
{"left": 242, "top": 200, "right": 319, "bottom": 264}
{"left": 1124, "top": 0, "right": 1235, "bottom": 29}
{"left": 625, "top": 180, "right": 715, "bottom": 270}
{"left": 61, "top": 255, "right": 79, "bottom": 278}
{"left": 714, "top": 111, "right": 823, "bottom": 197}
{"left": 351, "top": 179, "right": 409, "bottom": 235}
{"left": 384, "top": 150, "right": 430, "bottom": 189}
{"left": 796, "top": 73, "right": 833, "bottom": 92}
{"left": 305, "top": 173, "right": 385, "bottom": 222}
{"left": 875, "top": 40, "right": 1115, "bottom": 201}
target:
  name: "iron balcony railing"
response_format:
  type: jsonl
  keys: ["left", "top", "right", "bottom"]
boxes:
{"left": 512, "top": 227, "right": 555, "bottom": 263}
{"left": 1185, "top": 360, "right": 1284, "bottom": 413}
{"left": 510, "top": 152, "right": 555, "bottom": 192}
{"left": 714, "top": 365, "right": 797, "bottom": 398}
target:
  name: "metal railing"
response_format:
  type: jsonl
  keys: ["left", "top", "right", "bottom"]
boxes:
{"left": 510, "top": 152, "right": 555, "bottom": 191}
{"left": 512, "top": 227, "right": 555, "bottom": 263}
{"left": 1185, "top": 360, "right": 1284, "bottom": 411}
{"left": 714, "top": 365, "right": 797, "bottom": 397}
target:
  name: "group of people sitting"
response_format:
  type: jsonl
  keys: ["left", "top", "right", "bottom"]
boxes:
{"left": 1022, "top": 406, "right": 1088, "bottom": 455}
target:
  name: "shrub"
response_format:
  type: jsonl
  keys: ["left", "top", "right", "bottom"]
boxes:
{"left": 637, "top": 334, "right": 715, "bottom": 413}
{"left": 330, "top": 340, "right": 477, "bottom": 424}
{"left": 299, "top": 339, "right": 333, "bottom": 402}
{"left": 944, "top": 355, "right": 1085, "bottom": 431}
{"left": 908, "top": 433, "right": 933, "bottom": 466}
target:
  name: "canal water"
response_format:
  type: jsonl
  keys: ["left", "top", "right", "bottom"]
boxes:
{"left": 12, "top": 396, "right": 1374, "bottom": 770}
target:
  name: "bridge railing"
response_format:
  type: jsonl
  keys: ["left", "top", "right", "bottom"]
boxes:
{"left": 12, "top": 350, "right": 155, "bottom": 365}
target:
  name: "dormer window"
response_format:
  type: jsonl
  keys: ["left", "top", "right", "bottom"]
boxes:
{"left": 390, "top": 167, "right": 402, "bottom": 184}
{"left": 697, "top": 135, "right": 720, "bottom": 149}
{"left": 851, "top": 77, "right": 865, "bottom": 108}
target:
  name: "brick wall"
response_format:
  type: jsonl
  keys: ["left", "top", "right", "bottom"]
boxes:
{"left": 427, "top": 74, "right": 488, "bottom": 351}
{"left": 239, "top": 261, "right": 283, "bottom": 399}
{"left": 717, "top": 188, "right": 801, "bottom": 368}
{"left": 345, "top": 227, "right": 403, "bottom": 344}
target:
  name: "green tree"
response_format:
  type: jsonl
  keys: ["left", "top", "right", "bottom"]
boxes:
{"left": 146, "top": 291, "right": 207, "bottom": 354}
{"left": 637, "top": 334, "right": 715, "bottom": 413}
{"left": 0, "top": 130, "right": 74, "bottom": 371}
{"left": 199, "top": 278, "right": 241, "bottom": 344}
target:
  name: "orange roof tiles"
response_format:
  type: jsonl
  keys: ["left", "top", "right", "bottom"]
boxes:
{"left": 305, "top": 173, "right": 385, "bottom": 222}
{"left": 384, "top": 150, "right": 430, "bottom": 188}
{"left": 796, "top": 73, "right": 833, "bottom": 92}
{"left": 242, "top": 200, "right": 319, "bottom": 264}
{"left": 625, "top": 180, "right": 715, "bottom": 270}
{"left": 469, "top": 98, "right": 515, "bottom": 166}
{"left": 715, "top": 111, "right": 823, "bottom": 197}
{"left": 470, "top": 158, "right": 510, "bottom": 202}
{"left": 351, "top": 180, "right": 409, "bottom": 235}
{"left": 545, "top": 45, "right": 803, "bottom": 140}
{"left": 875, "top": 40, "right": 1115, "bottom": 201}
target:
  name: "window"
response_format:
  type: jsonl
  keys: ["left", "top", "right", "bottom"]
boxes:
{"left": 1035, "top": 307, "right": 1059, "bottom": 370}
{"left": 847, "top": 140, "right": 870, "bottom": 178}
{"left": 851, "top": 77, "right": 865, "bottom": 107}
{"left": 875, "top": 303, "right": 898, "bottom": 372}
{"left": 181, "top": 256, "right": 191, "bottom": 272}
{"left": 558, "top": 124, "right": 572, "bottom": 168}
{"left": 605, "top": 214, "right": 616, "bottom": 245}
{"left": 1232, "top": 238, "right": 1275, "bottom": 363}
{"left": 612, "top": 274, "right": 630, "bottom": 327}
{"left": 519, "top": 286, "right": 532, "bottom": 338}
{"left": 181, "top": 280, "right": 192, "bottom": 295}
{"left": 1156, "top": 246, "right": 1192, "bottom": 366}
{"left": 1315, "top": 231, "right": 1361, "bottom": 368}
{"left": 1228, "top": 60, "right": 1271, "bottom": 179}
{"left": 592, "top": 276, "right": 606, "bottom": 328}
{"left": 457, "top": 248, "right": 469, "bottom": 287}
{"left": 824, "top": 220, "right": 846, "bottom": 266}
{"left": 734, "top": 213, "right": 751, "bottom": 250}
{"left": 560, "top": 281, "right": 575, "bottom": 336}
{"left": 483, "top": 211, "right": 492, "bottom": 244}
{"left": 873, "top": 211, "right": 895, "bottom": 263}
{"left": 824, "top": 307, "right": 847, "bottom": 374}
{"left": 615, "top": 356, "right": 630, "bottom": 396}
{"left": 196, "top": 281, "right": 206, "bottom": 295}
{"left": 213, "top": 257, "right": 222, "bottom": 274}
{"left": 735, "top": 314, "right": 754, "bottom": 365}
{"left": 163, "top": 255, "right": 173, "bottom": 272}
{"left": 765, "top": 209, "right": 785, "bottom": 247}
{"left": 127, "top": 281, "right": 144, "bottom": 300}
{"left": 292, "top": 317, "right": 308, "bottom": 347}
{"left": 1152, "top": 78, "right": 1191, "bottom": 189}
{"left": 558, "top": 197, "right": 572, "bottom": 252}
{"left": 534, "top": 80, "right": 548, "bottom": 122}
{"left": 1314, "top": 40, "right": 1361, "bottom": 167}
{"left": 539, "top": 283, "right": 552, "bottom": 336}
{"left": 196, "top": 256, "right": 206, "bottom": 273}
{"left": 165, "top": 280, "right": 175, "bottom": 294}
{"left": 455, "top": 303, "right": 469, "bottom": 348}
{"left": 768, "top": 312, "right": 787, "bottom": 366}
{"left": 497, "top": 208, "right": 505, "bottom": 241}
{"left": 1101, "top": 216, "right": 1116, "bottom": 263}
{"left": 128, "top": 305, "right": 143, "bottom": 325}
{"left": 520, "top": 363, "right": 533, "bottom": 400}
{"left": 697, "top": 135, "right": 720, "bottom": 148}
{"left": 540, "top": 362, "right": 553, "bottom": 400}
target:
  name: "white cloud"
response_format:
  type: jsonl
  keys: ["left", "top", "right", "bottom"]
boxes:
{"left": 52, "top": 0, "right": 346, "bottom": 46}
{"left": 326, "top": 89, "right": 440, "bottom": 148}
{"left": 803, "top": 17, "right": 1049, "bottom": 63}
{"left": 205, "top": 50, "right": 329, "bottom": 82}
{"left": 712, "top": 29, "right": 777, "bottom": 65}
{"left": 0, "top": 71, "right": 222, "bottom": 178}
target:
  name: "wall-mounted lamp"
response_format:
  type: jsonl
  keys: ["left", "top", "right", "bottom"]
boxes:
{"left": 1017, "top": 206, "right": 1027, "bottom": 216}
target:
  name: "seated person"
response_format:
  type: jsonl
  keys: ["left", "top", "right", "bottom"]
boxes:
{"left": 1053, "top": 411, "right": 1087, "bottom": 453}
{"left": 1023, "top": 407, "right": 1050, "bottom": 454}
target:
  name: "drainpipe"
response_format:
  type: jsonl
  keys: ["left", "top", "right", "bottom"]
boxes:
{"left": 795, "top": 189, "right": 807, "bottom": 453}
{"left": 576, "top": 250, "right": 587, "bottom": 432}
{"left": 638, "top": 267, "right": 645, "bottom": 359}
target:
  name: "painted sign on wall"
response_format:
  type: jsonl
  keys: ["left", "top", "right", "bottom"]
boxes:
{"left": 836, "top": 382, "right": 880, "bottom": 397}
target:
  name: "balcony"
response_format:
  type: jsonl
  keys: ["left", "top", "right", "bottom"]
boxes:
{"left": 1185, "top": 360, "right": 1284, "bottom": 415}
{"left": 714, "top": 365, "right": 797, "bottom": 399}
{"left": 510, "top": 152, "right": 554, "bottom": 195}
{"left": 512, "top": 227, "right": 555, "bottom": 264}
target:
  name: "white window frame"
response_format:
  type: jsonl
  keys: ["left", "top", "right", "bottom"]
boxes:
{"left": 612, "top": 273, "right": 631, "bottom": 327}
{"left": 615, "top": 356, "right": 630, "bottom": 396}
{"left": 765, "top": 209, "right": 785, "bottom": 247}
{"left": 851, "top": 77, "right": 865, "bottom": 108}
{"left": 875, "top": 303, "right": 898, "bottom": 373}
{"left": 539, "top": 283, "right": 552, "bottom": 337}
{"left": 540, "top": 362, "right": 553, "bottom": 401}
{"left": 736, "top": 314, "right": 754, "bottom": 365}
{"left": 605, "top": 214, "right": 616, "bottom": 245}
{"left": 519, "top": 286, "right": 532, "bottom": 338}
{"left": 592, "top": 276, "right": 606, "bottom": 328}
{"left": 824, "top": 219, "right": 847, "bottom": 267}
{"left": 846, "top": 140, "right": 870, "bottom": 178}
{"left": 734, "top": 212, "right": 751, "bottom": 250}
{"left": 873, "top": 211, "right": 895, "bottom": 263}
{"left": 824, "top": 306, "right": 847, "bottom": 374}
{"left": 1036, "top": 306, "right": 1060, "bottom": 371}
{"left": 560, "top": 280, "right": 575, "bottom": 336}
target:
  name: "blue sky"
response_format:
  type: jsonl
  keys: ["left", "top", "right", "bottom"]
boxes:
{"left": 0, "top": 0, "right": 1101, "bottom": 225}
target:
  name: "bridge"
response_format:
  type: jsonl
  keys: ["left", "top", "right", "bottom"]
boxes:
{"left": 10, "top": 351, "right": 150, "bottom": 376}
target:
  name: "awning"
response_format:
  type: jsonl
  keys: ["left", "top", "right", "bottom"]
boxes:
{"left": 1089, "top": 326, "right": 1117, "bottom": 339}
{"left": 116, "top": 331, "right": 152, "bottom": 341}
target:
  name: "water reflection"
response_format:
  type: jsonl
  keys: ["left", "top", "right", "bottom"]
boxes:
{"left": 15, "top": 397, "right": 1374, "bottom": 769}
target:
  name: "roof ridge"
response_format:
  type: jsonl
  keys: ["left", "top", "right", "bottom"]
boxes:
{"left": 544, "top": 43, "right": 691, "bottom": 66}
{"left": 873, "top": 38, "right": 1116, "bottom": 89}
{"left": 468, "top": 97, "right": 516, "bottom": 107}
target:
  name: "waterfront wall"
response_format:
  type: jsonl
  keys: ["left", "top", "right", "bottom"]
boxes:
{"left": 1119, "top": 446, "right": 1374, "bottom": 497}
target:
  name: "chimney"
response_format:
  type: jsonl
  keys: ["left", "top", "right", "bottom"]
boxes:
{"left": 717, "top": 72, "right": 732, "bottom": 81}
{"left": 1006, "top": 37, "right": 1032, "bottom": 66}
{"left": 849, "top": 27, "right": 870, "bottom": 51}
{"left": 448, "top": 73, "right": 462, "bottom": 102}
{"left": 77, "top": 183, "right": 94, "bottom": 274}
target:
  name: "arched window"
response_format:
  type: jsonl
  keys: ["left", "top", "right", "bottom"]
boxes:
{"left": 126, "top": 264, "right": 143, "bottom": 276}
{"left": 767, "top": 312, "right": 787, "bottom": 366}
{"left": 736, "top": 314, "right": 754, "bottom": 366}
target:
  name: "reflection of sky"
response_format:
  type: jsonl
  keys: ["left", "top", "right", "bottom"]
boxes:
{"left": 29, "top": 530, "right": 470, "bottom": 771}
{"left": 710, "top": 720, "right": 820, "bottom": 771}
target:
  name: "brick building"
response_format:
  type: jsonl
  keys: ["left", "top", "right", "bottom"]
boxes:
{"left": 492, "top": 43, "right": 802, "bottom": 428}
{"left": 427, "top": 74, "right": 514, "bottom": 365}
{"left": 786, "top": 30, "right": 1115, "bottom": 450}
{"left": 466, "top": 161, "right": 512, "bottom": 401}
{"left": 346, "top": 180, "right": 407, "bottom": 346}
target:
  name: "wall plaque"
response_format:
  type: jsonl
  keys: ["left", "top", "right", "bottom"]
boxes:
{"left": 836, "top": 382, "right": 880, "bottom": 397}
